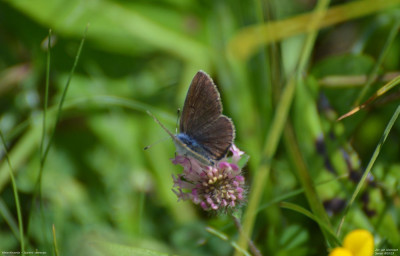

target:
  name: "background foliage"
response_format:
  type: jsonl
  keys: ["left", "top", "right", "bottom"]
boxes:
{"left": 1, "top": 0, "right": 400, "bottom": 255}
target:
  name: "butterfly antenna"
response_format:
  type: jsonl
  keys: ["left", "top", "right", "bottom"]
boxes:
{"left": 175, "top": 108, "right": 181, "bottom": 134}
{"left": 144, "top": 136, "right": 170, "bottom": 150}
{"left": 146, "top": 110, "right": 175, "bottom": 138}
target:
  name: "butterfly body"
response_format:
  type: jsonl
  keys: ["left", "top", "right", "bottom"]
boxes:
{"left": 174, "top": 133, "right": 214, "bottom": 164}
{"left": 148, "top": 71, "right": 235, "bottom": 166}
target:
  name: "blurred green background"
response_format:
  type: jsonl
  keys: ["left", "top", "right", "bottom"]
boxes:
{"left": 1, "top": 0, "right": 400, "bottom": 255}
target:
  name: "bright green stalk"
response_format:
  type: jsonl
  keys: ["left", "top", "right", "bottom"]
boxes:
{"left": 0, "top": 130, "right": 25, "bottom": 251}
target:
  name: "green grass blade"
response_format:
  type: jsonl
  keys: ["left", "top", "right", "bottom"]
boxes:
{"left": 33, "top": 25, "right": 88, "bottom": 199}
{"left": 228, "top": 0, "right": 400, "bottom": 60}
{"left": 0, "top": 130, "right": 25, "bottom": 252}
{"left": 206, "top": 227, "right": 252, "bottom": 256}
{"left": 337, "top": 104, "right": 400, "bottom": 235}
{"left": 257, "top": 174, "right": 348, "bottom": 213}
{"left": 52, "top": 224, "right": 60, "bottom": 256}
{"left": 8, "top": 0, "right": 210, "bottom": 68}
{"left": 32, "top": 31, "right": 52, "bottom": 240}
{"left": 354, "top": 18, "right": 400, "bottom": 105}
{"left": 283, "top": 0, "right": 336, "bottom": 247}
{"left": 40, "top": 29, "right": 51, "bottom": 163}
{"left": 41, "top": 25, "right": 88, "bottom": 163}
{"left": 236, "top": 73, "right": 297, "bottom": 256}
{"left": 284, "top": 122, "right": 335, "bottom": 246}
{"left": 236, "top": 0, "right": 331, "bottom": 253}
{"left": 0, "top": 197, "right": 20, "bottom": 241}
{"left": 280, "top": 202, "right": 341, "bottom": 246}
{"left": 27, "top": 25, "right": 88, "bottom": 249}
{"left": 339, "top": 74, "right": 400, "bottom": 120}
{"left": 0, "top": 122, "right": 42, "bottom": 193}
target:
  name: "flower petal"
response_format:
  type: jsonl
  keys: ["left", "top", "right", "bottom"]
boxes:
{"left": 343, "top": 229, "right": 374, "bottom": 256}
{"left": 329, "top": 247, "right": 353, "bottom": 256}
{"left": 170, "top": 147, "right": 247, "bottom": 213}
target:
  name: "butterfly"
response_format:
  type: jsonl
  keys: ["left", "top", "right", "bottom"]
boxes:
{"left": 148, "top": 71, "right": 235, "bottom": 166}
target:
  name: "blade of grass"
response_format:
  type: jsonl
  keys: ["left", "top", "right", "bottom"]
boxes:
{"left": 0, "top": 121, "right": 42, "bottom": 193}
{"left": 338, "top": 74, "right": 400, "bottom": 120}
{"left": 354, "top": 18, "right": 400, "bottom": 106}
{"left": 52, "top": 224, "right": 60, "bottom": 256}
{"left": 0, "top": 130, "right": 25, "bottom": 252}
{"left": 0, "top": 197, "right": 20, "bottom": 242}
{"left": 319, "top": 72, "right": 400, "bottom": 88}
{"left": 27, "top": 25, "right": 88, "bottom": 248}
{"left": 39, "top": 29, "right": 51, "bottom": 168}
{"left": 284, "top": 122, "right": 335, "bottom": 246}
{"left": 9, "top": 0, "right": 211, "bottom": 68}
{"left": 257, "top": 174, "right": 348, "bottom": 212}
{"left": 32, "top": 32, "right": 52, "bottom": 240}
{"left": 280, "top": 202, "right": 341, "bottom": 246}
{"left": 206, "top": 227, "right": 252, "bottom": 256}
{"left": 235, "top": 0, "right": 331, "bottom": 253}
{"left": 235, "top": 74, "right": 297, "bottom": 255}
{"left": 282, "top": 0, "right": 337, "bottom": 246}
{"left": 228, "top": 0, "right": 400, "bottom": 60}
{"left": 41, "top": 25, "right": 88, "bottom": 166}
{"left": 337, "top": 104, "right": 400, "bottom": 235}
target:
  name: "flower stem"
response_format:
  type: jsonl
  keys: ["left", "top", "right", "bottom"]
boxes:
{"left": 232, "top": 215, "right": 262, "bottom": 256}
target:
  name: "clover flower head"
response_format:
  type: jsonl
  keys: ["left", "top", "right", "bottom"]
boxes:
{"left": 171, "top": 145, "right": 247, "bottom": 213}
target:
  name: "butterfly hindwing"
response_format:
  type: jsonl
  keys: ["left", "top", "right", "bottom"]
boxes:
{"left": 191, "top": 115, "right": 235, "bottom": 160}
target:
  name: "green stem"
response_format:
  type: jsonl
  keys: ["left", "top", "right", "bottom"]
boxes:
{"left": 0, "top": 130, "right": 25, "bottom": 252}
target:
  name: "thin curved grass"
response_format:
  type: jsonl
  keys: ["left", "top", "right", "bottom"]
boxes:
{"left": 354, "top": 18, "right": 400, "bottom": 106}
{"left": 337, "top": 104, "right": 400, "bottom": 236}
{"left": 27, "top": 25, "right": 88, "bottom": 249}
{"left": 0, "top": 198, "right": 19, "bottom": 240}
{"left": 206, "top": 226, "right": 252, "bottom": 256}
{"left": 280, "top": 202, "right": 341, "bottom": 246}
{"left": 0, "top": 130, "right": 25, "bottom": 251}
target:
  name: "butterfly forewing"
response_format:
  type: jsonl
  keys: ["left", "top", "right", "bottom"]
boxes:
{"left": 179, "top": 71, "right": 235, "bottom": 161}
{"left": 180, "top": 71, "right": 222, "bottom": 136}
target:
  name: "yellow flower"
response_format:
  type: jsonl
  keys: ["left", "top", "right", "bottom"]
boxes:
{"left": 329, "top": 229, "right": 374, "bottom": 256}
{"left": 330, "top": 248, "right": 353, "bottom": 256}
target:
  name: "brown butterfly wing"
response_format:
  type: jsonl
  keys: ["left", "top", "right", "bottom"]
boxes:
{"left": 180, "top": 71, "right": 222, "bottom": 134}
{"left": 190, "top": 115, "right": 235, "bottom": 160}
{"left": 180, "top": 71, "right": 235, "bottom": 160}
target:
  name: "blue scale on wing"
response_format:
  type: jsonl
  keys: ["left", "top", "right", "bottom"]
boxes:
{"left": 176, "top": 133, "right": 213, "bottom": 162}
